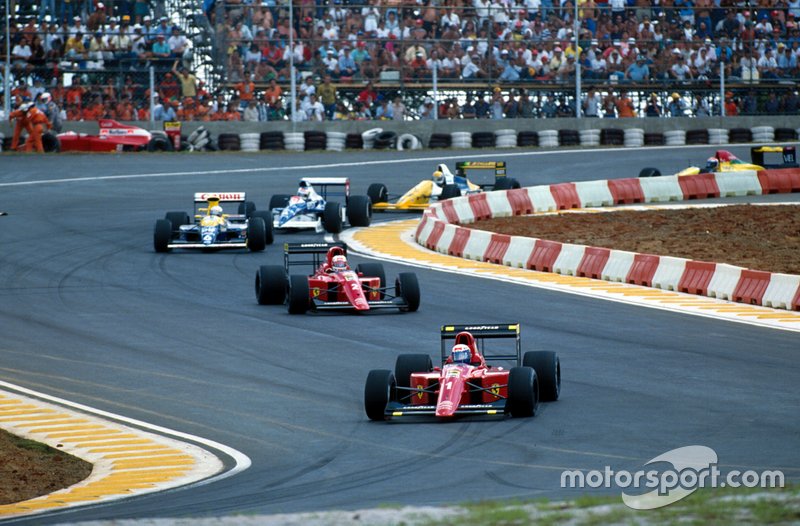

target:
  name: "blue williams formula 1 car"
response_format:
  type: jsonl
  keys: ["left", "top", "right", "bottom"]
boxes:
{"left": 268, "top": 178, "right": 372, "bottom": 234}
{"left": 153, "top": 192, "right": 273, "bottom": 252}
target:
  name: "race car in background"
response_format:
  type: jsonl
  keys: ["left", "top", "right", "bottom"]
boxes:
{"left": 639, "top": 145, "right": 798, "bottom": 177}
{"left": 364, "top": 324, "right": 560, "bottom": 421}
{"left": 266, "top": 178, "right": 372, "bottom": 234}
{"left": 153, "top": 192, "right": 273, "bottom": 252}
{"left": 57, "top": 120, "right": 155, "bottom": 152}
{"left": 254, "top": 242, "right": 420, "bottom": 314}
{"left": 368, "top": 161, "right": 521, "bottom": 212}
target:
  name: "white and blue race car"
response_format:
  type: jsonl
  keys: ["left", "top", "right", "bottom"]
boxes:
{"left": 268, "top": 178, "right": 372, "bottom": 234}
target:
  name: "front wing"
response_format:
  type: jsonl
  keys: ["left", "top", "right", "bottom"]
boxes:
{"left": 383, "top": 400, "right": 507, "bottom": 418}
{"left": 372, "top": 201, "right": 429, "bottom": 212}
{"left": 309, "top": 297, "right": 409, "bottom": 311}
{"left": 167, "top": 239, "right": 249, "bottom": 249}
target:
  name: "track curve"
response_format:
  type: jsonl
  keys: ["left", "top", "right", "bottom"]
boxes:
{"left": 0, "top": 148, "right": 797, "bottom": 524}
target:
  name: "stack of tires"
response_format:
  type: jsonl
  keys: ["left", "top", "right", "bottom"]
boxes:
{"left": 260, "top": 131, "right": 284, "bottom": 150}
{"left": 624, "top": 128, "right": 644, "bottom": 147}
{"left": 664, "top": 130, "right": 686, "bottom": 146}
{"left": 494, "top": 129, "right": 517, "bottom": 148}
{"left": 686, "top": 129, "right": 709, "bottom": 145}
{"left": 217, "top": 133, "right": 241, "bottom": 151}
{"left": 326, "top": 131, "right": 346, "bottom": 151}
{"left": 775, "top": 128, "right": 798, "bottom": 141}
{"left": 471, "top": 131, "right": 495, "bottom": 148}
{"left": 708, "top": 128, "right": 729, "bottom": 145}
{"left": 751, "top": 126, "right": 774, "bottom": 143}
{"left": 539, "top": 129, "right": 559, "bottom": 148}
{"left": 396, "top": 134, "right": 422, "bottom": 150}
{"left": 644, "top": 132, "right": 664, "bottom": 145}
{"left": 579, "top": 129, "right": 600, "bottom": 146}
{"left": 304, "top": 131, "right": 327, "bottom": 150}
{"left": 517, "top": 130, "right": 538, "bottom": 147}
{"left": 729, "top": 128, "right": 753, "bottom": 144}
{"left": 450, "top": 131, "right": 472, "bottom": 148}
{"left": 284, "top": 132, "right": 305, "bottom": 151}
{"left": 373, "top": 131, "right": 398, "bottom": 149}
{"left": 187, "top": 127, "right": 212, "bottom": 151}
{"left": 600, "top": 128, "right": 624, "bottom": 146}
{"left": 362, "top": 128, "right": 382, "bottom": 149}
{"left": 345, "top": 133, "right": 364, "bottom": 149}
{"left": 239, "top": 133, "right": 260, "bottom": 152}
{"left": 558, "top": 129, "right": 580, "bottom": 146}
{"left": 428, "top": 133, "right": 452, "bottom": 148}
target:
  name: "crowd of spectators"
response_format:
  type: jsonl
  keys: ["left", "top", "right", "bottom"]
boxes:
{"left": 3, "top": 0, "right": 800, "bottom": 122}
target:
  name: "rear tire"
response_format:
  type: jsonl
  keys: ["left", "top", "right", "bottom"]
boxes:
{"left": 394, "top": 354, "right": 432, "bottom": 390}
{"left": 355, "top": 263, "right": 385, "bottom": 289}
{"left": 347, "top": 195, "right": 372, "bottom": 227}
{"left": 251, "top": 211, "right": 274, "bottom": 245}
{"left": 440, "top": 184, "right": 461, "bottom": 200}
{"left": 164, "top": 211, "right": 190, "bottom": 230}
{"left": 396, "top": 272, "right": 420, "bottom": 312}
{"left": 246, "top": 217, "right": 267, "bottom": 252}
{"left": 238, "top": 201, "right": 256, "bottom": 217}
{"left": 507, "top": 366, "right": 538, "bottom": 418}
{"left": 322, "top": 201, "right": 343, "bottom": 233}
{"left": 638, "top": 167, "right": 661, "bottom": 178}
{"left": 287, "top": 274, "right": 310, "bottom": 314}
{"left": 523, "top": 351, "right": 560, "bottom": 402}
{"left": 269, "top": 194, "right": 291, "bottom": 212}
{"left": 364, "top": 369, "right": 395, "bottom": 421}
{"left": 367, "top": 183, "right": 389, "bottom": 204}
{"left": 153, "top": 219, "right": 172, "bottom": 253}
{"left": 255, "top": 265, "right": 287, "bottom": 305}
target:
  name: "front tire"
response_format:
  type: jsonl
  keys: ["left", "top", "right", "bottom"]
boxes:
{"left": 507, "top": 366, "right": 538, "bottom": 418}
{"left": 523, "top": 351, "right": 560, "bottom": 402}
{"left": 367, "top": 183, "right": 389, "bottom": 204}
{"left": 347, "top": 195, "right": 372, "bottom": 227}
{"left": 322, "top": 201, "right": 343, "bottom": 233}
{"left": 364, "top": 369, "right": 395, "bottom": 421}
{"left": 396, "top": 272, "right": 420, "bottom": 312}
{"left": 440, "top": 184, "right": 461, "bottom": 200}
{"left": 164, "top": 211, "right": 190, "bottom": 231}
{"left": 255, "top": 265, "right": 287, "bottom": 305}
{"left": 638, "top": 167, "right": 661, "bottom": 178}
{"left": 251, "top": 210, "right": 274, "bottom": 245}
{"left": 287, "top": 274, "right": 310, "bottom": 314}
{"left": 246, "top": 217, "right": 267, "bottom": 252}
{"left": 238, "top": 201, "right": 256, "bottom": 217}
{"left": 394, "top": 354, "right": 432, "bottom": 390}
{"left": 153, "top": 219, "right": 172, "bottom": 253}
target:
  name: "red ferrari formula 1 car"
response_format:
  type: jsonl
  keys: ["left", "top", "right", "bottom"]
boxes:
{"left": 364, "top": 324, "right": 560, "bottom": 421}
{"left": 254, "top": 243, "right": 420, "bottom": 314}
{"left": 57, "top": 120, "right": 154, "bottom": 152}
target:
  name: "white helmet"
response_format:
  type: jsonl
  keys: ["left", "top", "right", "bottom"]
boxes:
{"left": 40, "top": 92, "right": 52, "bottom": 103}
{"left": 210, "top": 205, "right": 223, "bottom": 216}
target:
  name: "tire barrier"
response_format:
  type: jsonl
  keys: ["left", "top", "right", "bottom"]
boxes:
{"left": 414, "top": 167, "right": 800, "bottom": 311}
{"left": 326, "top": 131, "right": 346, "bottom": 151}
{"left": 517, "top": 130, "right": 538, "bottom": 147}
{"left": 775, "top": 128, "right": 798, "bottom": 141}
{"left": 283, "top": 131, "right": 304, "bottom": 151}
{"left": 494, "top": 129, "right": 517, "bottom": 148}
{"left": 260, "top": 131, "right": 284, "bottom": 150}
{"left": 345, "top": 133, "right": 364, "bottom": 149}
{"left": 217, "top": 133, "right": 240, "bottom": 151}
{"left": 664, "top": 130, "right": 686, "bottom": 146}
{"left": 728, "top": 127, "right": 753, "bottom": 144}
{"left": 686, "top": 129, "right": 709, "bottom": 145}
{"left": 579, "top": 129, "right": 600, "bottom": 146}
{"left": 539, "top": 129, "right": 559, "bottom": 148}
{"left": 396, "top": 133, "right": 422, "bottom": 150}
{"left": 471, "top": 131, "right": 495, "bottom": 148}
{"left": 239, "top": 132, "right": 260, "bottom": 152}
{"left": 373, "top": 130, "right": 397, "bottom": 149}
{"left": 751, "top": 126, "right": 775, "bottom": 143}
{"left": 361, "top": 127, "right": 382, "bottom": 150}
{"left": 644, "top": 132, "right": 664, "bottom": 146}
{"left": 304, "top": 130, "right": 327, "bottom": 150}
{"left": 558, "top": 129, "right": 580, "bottom": 146}
{"left": 708, "top": 128, "right": 729, "bottom": 145}
{"left": 427, "top": 133, "right": 452, "bottom": 149}
{"left": 623, "top": 128, "right": 644, "bottom": 148}
{"left": 601, "top": 128, "right": 624, "bottom": 146}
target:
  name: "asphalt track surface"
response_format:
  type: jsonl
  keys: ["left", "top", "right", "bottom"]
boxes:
{"left": 0, "top": 146, "right": 798, "bottom": 524}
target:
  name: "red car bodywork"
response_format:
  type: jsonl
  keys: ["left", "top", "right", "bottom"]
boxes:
{"left": 307, "top": 247, "right": 381, "bottom": 311}
{"left": 58, "top": 120, "right": 152, "bottom": 152}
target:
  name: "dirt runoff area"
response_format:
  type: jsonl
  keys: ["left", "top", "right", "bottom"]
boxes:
{"left": 1, "top": 203, "right": 799, "bottom": 507}
{"left": 474, "top": 204, "right": 800, "bottom": 276}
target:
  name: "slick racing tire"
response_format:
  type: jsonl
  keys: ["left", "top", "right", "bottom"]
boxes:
{"left": 346, "top": 195, "right": 372, "bottom": 227}
{"left": 396, "top": 272, "right": 420, "bottom": 312}
{"left": 367, "top": 183, "right": 388, "bottom": 204}
{"left": 164, "top": 211, "right": 190, "bottom": 230}
{"left": 493, "top": 177, "right": 521, "bottom": 190}
{"left": 246, "top": 217, "right": 267, "bottom": 252}
{"left": 147, "top": 135, "right": 174, "bottom": 152}
{"left": 238, "top": 201, "right": 256, "bottom": 217}
{"left": 638, "top": 167, "right": 661, "bottom": 178}
{"left": 287, "top": 274, "right": 310, "bottom": 314}
{"left": 251, "top": 211, "right": 274, "bottom": 245}
{"left": 394, "top": 354, "right": 432, "bottom": 390}
{"left": 439, "top": 184, "right": 461, "bottom": 200}
{"left": 364, "top": 369, "right": 395, "bottom": 421}
{"left": 42, "top": 132, "right": 61, "bottom": 153}
{"left": 153, "top": 219, "right": 173, "bottom": 253}
{"left": 255, "top": 265, "right": 287, "bottom": 305}
{"left": 507, "top": 366, "right": 539, "bottom": 418}
{"left": 523, "top": 351, "right": 561, "bottom": 402}
{"left": 269, "top": 194, "right": 291, "bottom": 212}
{"left": 355, "top": 263, "right": 385, "bottom": 298}
{"left": 322, "top": 201, "right": 343, "bottom": 234}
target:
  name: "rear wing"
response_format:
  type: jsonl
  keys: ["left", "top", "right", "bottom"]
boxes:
{"left": 751, "top": 146, "right": 798, "bottom": 169}
{"left": 455, "top": 161, "right": 507, "bottom": 189}
{"left": 283, "top": 242, "right": 347, "bottom": 272}
{"left": 300, "top": 178, "right": 350, "bottom": 202}
{"left": 193, "top": 192, "right": 247, "bottom": 217}
{"left": 440, "top": 323, "right": 521, "bottom": 366}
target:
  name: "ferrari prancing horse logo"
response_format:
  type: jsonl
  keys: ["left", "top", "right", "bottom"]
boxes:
{"left": 490, "top": 383, "right": 501, "bottom": 398}
{"left": 416, "top": 384, "right": 424, "bottom": 400}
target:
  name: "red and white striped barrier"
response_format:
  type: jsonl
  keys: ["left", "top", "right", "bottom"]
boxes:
{"left": 414, "top": 168, "right": 800, "bottom": 310}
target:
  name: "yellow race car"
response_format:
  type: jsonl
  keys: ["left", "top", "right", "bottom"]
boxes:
{"left": 368, "top": 161, "right": 521, "bottom": 212}
{"left": 639, "top": 146, "right": 798, "bottom": 177}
